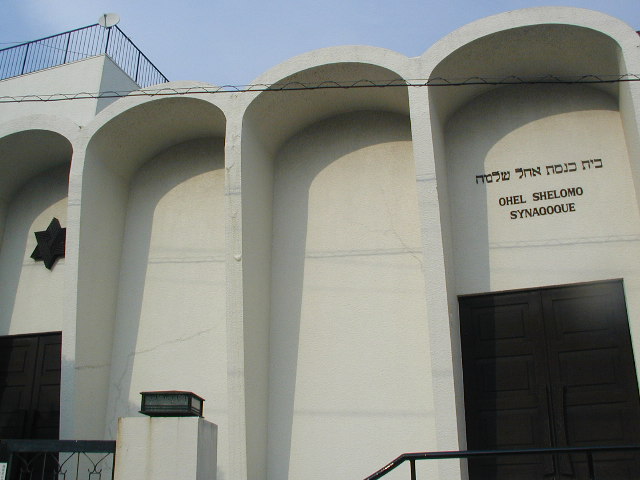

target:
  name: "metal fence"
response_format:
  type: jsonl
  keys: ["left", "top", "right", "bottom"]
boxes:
{"left": 0, "top": 24, "right": 168, "bottom": 88}
{"left": 1, "top": 439, "right": 116, "bottom": 480}
{"left": 365, "top": 445, "right": 640, "bottom": 480}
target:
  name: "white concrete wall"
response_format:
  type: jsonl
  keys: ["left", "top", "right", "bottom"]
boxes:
{"left": 69, "top": 94, "right": 228, "bottom": 445}
{"left": 0, "top": 119, "right": 79, "bottom": 440}
{"left": 238, "top": 114, "right": 274, "bottom": 480}
{"left": 445, "top": 82, "right": 640, "bottom": 372}
{"left": 0, "top": 164, "right": 69, "bottom": 335}
{"left": 447, "top": 85, "right": 635, "bottom": 290}
{"left": 0, "top": 56, "right": 110, "bottom": 126}
{"left": 267, "top": 111, "right": 432, "bottom": 480}
{"left": 239, "top": 57, "right": 416, "bottom": 480}
{"left": 115, "top": 417, "right": 217, "bottom": 480}
{"left": 0, "top": 125, "right": 75, "bottom": 436}
{"left": 96, "top": 57, "right": 141, "bottom": 114}
{"left": 409, "top": 86, "right": 467, "bottom": 480}
{"left": 105, "top": 137, "right": 228, "bottom": 474}
{"left": 71, "top": 155, "right": 129, "bottom": 440}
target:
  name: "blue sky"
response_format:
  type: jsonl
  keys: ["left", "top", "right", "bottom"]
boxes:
{"left": 1, "top": 0, "right": 640, "bottom": 86}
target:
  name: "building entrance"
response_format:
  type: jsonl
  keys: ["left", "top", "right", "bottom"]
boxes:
{"left": 0, "top": 332, "right": 61, "bottom": 439}
{"left": 459, "top": 281, "right": 640, "bottom": 479}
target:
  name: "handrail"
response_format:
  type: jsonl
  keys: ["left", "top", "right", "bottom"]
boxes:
{"left": 0, "top": 23, "right": 168, "bottom": 87}
{"left": 1, "top": 25, "right": 101, "bottom": 51}
{"left": 1, "top": 439, "right": 115, "bottom": 452}
{"left": 365, "top": 445, "right": 640, "bottom": 479}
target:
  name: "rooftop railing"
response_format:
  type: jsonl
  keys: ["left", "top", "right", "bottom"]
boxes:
{"left": 0, "top": 24, "right": 168, "bottom": 88}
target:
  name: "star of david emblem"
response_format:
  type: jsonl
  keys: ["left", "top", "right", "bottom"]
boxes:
{"left": 30, "top": 218, "right": 66, "bottom": 270}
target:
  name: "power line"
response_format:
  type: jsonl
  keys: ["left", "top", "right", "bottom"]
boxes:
{"left": 1, "top": 74, "right": 639, "bottom": 104}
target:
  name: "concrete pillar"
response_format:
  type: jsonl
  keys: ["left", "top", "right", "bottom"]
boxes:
{"left": 114, "top": 417, "right": 217, "bottom": 480}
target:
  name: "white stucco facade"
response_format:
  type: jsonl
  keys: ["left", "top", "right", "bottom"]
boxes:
{"left": 2, "top": 7, "right": 640, "bottom": 480}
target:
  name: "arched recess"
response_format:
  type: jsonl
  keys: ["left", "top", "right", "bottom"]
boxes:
{"left": 241, "top": 55, "right": 433, "bottom": 480}
{"left": 0, "top": 121, "right": 74, "bottom": 443}
{"left": 0, "top": 125, "right": 73, "bottom": 335}
{"left": 75, "top": 95, "right": 228, "bottom": 471}
{"left": 425, "top": 9, "right": 640, "bottom": 455}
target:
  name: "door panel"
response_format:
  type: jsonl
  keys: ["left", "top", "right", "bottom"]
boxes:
{"left": 460, "top": 291, "right": 552, "bottom": 477}
{"left": 460, "top": 281, "right": 640, "bottom": 479}
{"left": 0, "top": 337, "right": 38, "bottom": 439}
{"left": 30, "top": 334, "right": 61, "bottom": 439}
{"left": 0, "top": 333, "right": 61, "bottom": 439}
{"left": 543, "top": 283, "right": 640, "bottom": 447}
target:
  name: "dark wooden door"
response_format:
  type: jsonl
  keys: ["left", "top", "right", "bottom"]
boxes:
{"left": 460, "top": 281, "right": 640, "bottom": 479}
{"left": 0, "top": 333, "right": 61, "bottom": 439}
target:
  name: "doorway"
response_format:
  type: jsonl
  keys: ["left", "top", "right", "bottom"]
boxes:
{"left": 0, "top": 332, "right": 61, "bottom": 439}
{"left": 459, "top": 281, "right": 640, "bottom": 479}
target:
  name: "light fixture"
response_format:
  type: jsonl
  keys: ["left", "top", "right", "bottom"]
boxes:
{"left": 140, "top": 391, "right": 204, "bottom": 417}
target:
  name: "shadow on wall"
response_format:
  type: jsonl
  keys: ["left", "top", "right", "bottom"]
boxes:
{"left": 444, "top": 83, "right": 619, "bottom": 294}
{"left": 105, "top": 137, "right": 226, "bottom": 438}
{"left": 268, "top": 110, "right": 428, "bottom": 479}
{"left": 0, "top": 164, "right": 69, "bottom": 334}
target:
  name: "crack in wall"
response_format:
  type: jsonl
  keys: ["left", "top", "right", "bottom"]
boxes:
{"left": 380, "top": 183, "right": 424, "bottom": 268}
{"left": 105, "top": 326, "right": 215, "bottom": 438}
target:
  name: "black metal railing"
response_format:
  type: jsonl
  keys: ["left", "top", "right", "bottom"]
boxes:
{"left": 1, "top": 439, "right": 116, "bottom": 480}
{"left": 365, "top": 445, "right": 640, "bottom": 480}
{"left": 0, "top": 24, "right": 168, "bottom": 87}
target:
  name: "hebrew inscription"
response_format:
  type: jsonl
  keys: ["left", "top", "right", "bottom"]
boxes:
{"left": 474, "top": 159, "right": 604, "bottom": 220}
{"left": 475, "top": 158, "right": 603, "bottom": 184}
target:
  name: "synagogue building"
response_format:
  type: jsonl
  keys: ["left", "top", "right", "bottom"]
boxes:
{"left": 1, "top": 6, "right": 640, "bottom": 480}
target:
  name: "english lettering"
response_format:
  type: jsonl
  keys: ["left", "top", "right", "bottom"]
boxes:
{"left": 498, "top": 195, "right": 526, "bottom": 206}
{"left": 510, "top": 203, "right": 576, "bottom": 220}
{"left": 532, "top": 187, "right": 583, "bottom": 201}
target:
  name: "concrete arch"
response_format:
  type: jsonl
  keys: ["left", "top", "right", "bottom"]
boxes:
{"left": 251, "top": 45, "right": 410, "bottom": 81}
{"left": 0, "top": 113, "right": 80, "bottom": 139}
{"left": 422, "top": 7, "right": 640, "bottom": 299}
{"left": 242, "top": 47, "right": 413, "bottom": 154}
{"left": 0, "top": 120, "right": 75, "bottom": 437}
{"left": 82, "top": 88, "right": 227, "bottom": 180}
{"left": 0, "top": 116, "right": 81, "bottom": 454}
{"left": 423, "top": 7, "right": 640, "bottom": 67}
{"left": 0, "top": 115, "right": 78, "bottom": 204}
{"left": 421, "top": 6, "right": 640, "bottom": 215}
{"left": 0, "top": 116, "right": 77, "bottom": 255}
{"left": 268, "top": 111, "right": 429, "bottom": 480}
{"left": 235, "top": 52, "right": 428, "bottom": 480}
{"left": 410, "top": 7, "right": 640, "bottom": 467}
{"left": 67, "top": 92, "right": 228, "bottom": 458}
{"left": 424, "top": 9, "right": 635, "bottom": 122}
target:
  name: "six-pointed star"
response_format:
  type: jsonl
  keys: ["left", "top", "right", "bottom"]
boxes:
{"left": 31, "top": 218, "right": 66, "bottom": 270}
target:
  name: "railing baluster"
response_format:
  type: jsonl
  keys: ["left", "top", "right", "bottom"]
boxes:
{"left": 40, "top": 452, "right": 46, "bottom": 480}
{"left": 135, "top": 51, "right": 141, "bottom": 83}
{"left": 410, "top": 458, "right": 416, "bottom": 480}
{"left": 20, "top": 43, "right": 30, "bottom": 74}
{"left": 105, "top": 27, "right": 112, "bottom": 56}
